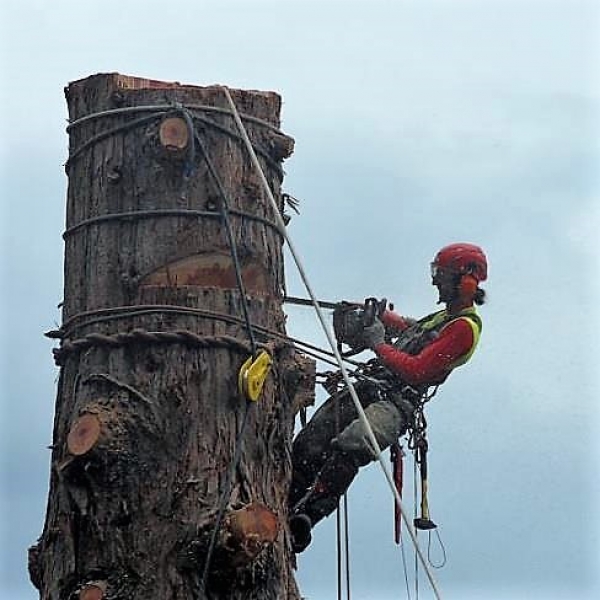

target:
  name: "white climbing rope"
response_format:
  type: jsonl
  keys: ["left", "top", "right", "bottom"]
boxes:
{"left": 222, "top": 85, "right": 443, "bottom": 600}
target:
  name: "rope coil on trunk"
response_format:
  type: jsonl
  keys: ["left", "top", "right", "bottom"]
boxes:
{"left": 65, "top": 102, "right": 286, "bottom": 176}
{"left": 67, "top": 102, "right": 285, "bottom": 135}
{"left": 46, "top": 304, "right": 369, "bottom": 374}
{"left": 62, "top": 208, "right": 283, "bottom": 240}
{"left": 51, "top": 329, "right": 271, "bottom": 365}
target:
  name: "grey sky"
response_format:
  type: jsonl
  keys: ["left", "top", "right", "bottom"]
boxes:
{"left": 1, "top": 1, "right": 599, "bottom": 599}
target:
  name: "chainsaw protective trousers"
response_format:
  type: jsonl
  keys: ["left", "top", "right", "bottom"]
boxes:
{"left": 289, "top": 383, "right": 412, "bottom": 527}
{"left": 334, "top": 400, "right": 406, "bottom": 464}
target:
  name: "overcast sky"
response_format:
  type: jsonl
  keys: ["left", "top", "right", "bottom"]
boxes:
{"left": 1, "top": 1, "right": 599, "bottom": 599}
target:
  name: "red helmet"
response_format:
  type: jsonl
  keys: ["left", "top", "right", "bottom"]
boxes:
{"left": 432, "top": 243, "right": 488, "bottom": 282}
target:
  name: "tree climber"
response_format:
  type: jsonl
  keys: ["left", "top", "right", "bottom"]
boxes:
{"left": 288, "top": 242, "right": 488, "bottom": 553}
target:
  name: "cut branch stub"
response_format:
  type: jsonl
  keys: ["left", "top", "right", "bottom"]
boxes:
{"left": 283, "top": 351, "right": 316, "bottom": 416}
{"left": 67, "top": 413, "right": 102, "bottom": 456}
{"left": 269, "top": 132, "right": 295, "bottom": 161}
{"left": 159, "top": 116, "right": 190, "bottom": 152}
{"left": 78, "top": 580, "right": 107, "bottom": 600}
{"left": 221, "top": 502, "right": 279, "bottom": 566}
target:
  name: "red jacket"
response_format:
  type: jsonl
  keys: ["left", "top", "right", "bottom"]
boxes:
{"left": 376, "top": 309, "right": 478, "bottom": 387}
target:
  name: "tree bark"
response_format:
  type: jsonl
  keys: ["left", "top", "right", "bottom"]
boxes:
{"left": 30, "top": 73, "right": 314, "bottom": 600}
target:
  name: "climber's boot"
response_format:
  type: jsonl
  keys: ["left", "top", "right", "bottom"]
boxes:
{"left": 289, "top": 450, "right": 359, "bottom": 552}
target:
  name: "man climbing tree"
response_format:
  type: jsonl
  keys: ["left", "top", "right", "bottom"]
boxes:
{"left": 288, "top": 242, "right": 489, "bottom": 552}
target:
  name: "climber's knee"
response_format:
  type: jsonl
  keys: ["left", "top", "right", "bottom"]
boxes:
{"left": 334, "top": 401, "right": 404, "bottom": 465}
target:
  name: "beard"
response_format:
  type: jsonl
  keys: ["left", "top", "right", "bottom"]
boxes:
{"left": 436, "top": 284, "right": 456, "bottom": 305}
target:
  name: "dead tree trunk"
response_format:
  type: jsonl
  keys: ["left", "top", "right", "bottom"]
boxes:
{"left": 29, "top": 73, "right": 315, "bottom": 600}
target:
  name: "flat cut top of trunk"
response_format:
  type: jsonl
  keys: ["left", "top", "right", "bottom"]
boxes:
{"left": 71, "top": 72, "right": 280, "bottom": 97}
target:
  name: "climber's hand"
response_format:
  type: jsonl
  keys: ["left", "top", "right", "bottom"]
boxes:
{"left": 362, "top": 317, "right": 385, "bottom": 349}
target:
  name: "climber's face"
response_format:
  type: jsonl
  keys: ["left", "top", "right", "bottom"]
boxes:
{"left": 431, "top": 266, "right": 458, "bottom": 304}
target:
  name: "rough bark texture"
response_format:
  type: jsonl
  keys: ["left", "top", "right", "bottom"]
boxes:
{"left": 30, "top": 73, "right": 315, "bottom": 600}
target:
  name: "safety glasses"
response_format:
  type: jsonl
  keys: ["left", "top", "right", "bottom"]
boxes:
{"left": 430, "top": 263, "right": 454, "bottom": 281}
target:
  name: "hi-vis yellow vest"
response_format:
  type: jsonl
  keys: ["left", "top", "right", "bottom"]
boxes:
{"left": 394, "top": 306, "right": 482, "bottom": 370}
{"left": 417, "top": 307, "right": 482, "bottom": 369}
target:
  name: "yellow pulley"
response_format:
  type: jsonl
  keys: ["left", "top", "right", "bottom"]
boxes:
{"left": 238, "top": 349, "right": 272, "bottom": 402}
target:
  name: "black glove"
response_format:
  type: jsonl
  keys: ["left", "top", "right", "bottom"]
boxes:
{"left": 361, "top": 317, "right": 385, "bottom": 349}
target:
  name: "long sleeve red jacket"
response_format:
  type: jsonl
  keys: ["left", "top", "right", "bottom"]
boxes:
{"left": 375, "top": 309, "right": 478, "bottom": 387}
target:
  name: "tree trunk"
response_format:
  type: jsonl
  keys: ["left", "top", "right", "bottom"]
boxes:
{"left": 29, "top": 73, "right": 314, "bottom": 600}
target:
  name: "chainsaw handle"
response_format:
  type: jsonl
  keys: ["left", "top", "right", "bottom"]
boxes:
{"left": 362, "top": 298, "right": 378, "bottom": 327}
{"left": 362, "top": 297, "right": 387, "bottom": 327}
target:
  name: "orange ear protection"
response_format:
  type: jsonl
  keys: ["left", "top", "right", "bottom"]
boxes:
{"left": 458, "top": 274, "right": 478, "bottom": 299}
